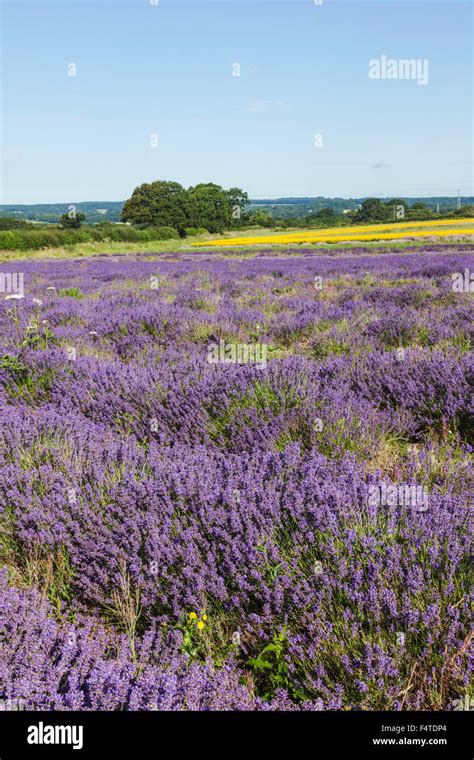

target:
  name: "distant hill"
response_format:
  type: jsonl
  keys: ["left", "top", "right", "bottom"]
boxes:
{"left": 248, "top": 196, "right": 474, "bottom": 219}
{"left": 0, "top": 201, "right": 124, "bottom": 224}
{"left": 0, "top": 197, "right": 471, "bottom": 223}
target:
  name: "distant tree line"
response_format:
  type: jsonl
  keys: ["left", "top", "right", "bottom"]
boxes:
{"left": 0, "top": 202, "right": 124, "bottom": 224}
{"left": 1, "top": 195, "right": 472, "bottom": 226}
{"left": 250, "top": 199, "right": 474, "bottom": 229}
{"left": 353, "top": 197, "right": 474, "bottom": 223}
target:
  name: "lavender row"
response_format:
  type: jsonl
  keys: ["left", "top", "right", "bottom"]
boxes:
{"left": 0, "top": 246, "right": 472, "bottom": 710}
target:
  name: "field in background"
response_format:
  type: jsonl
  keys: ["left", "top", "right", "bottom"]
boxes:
{"left": 1, "top": 227, "right": 473, "bottom": 264}
{"left": 0, "top": 237, "right": 190, "bottom": 263}
{"left": 199, "top": 218, "right": 474, "bottom": 247}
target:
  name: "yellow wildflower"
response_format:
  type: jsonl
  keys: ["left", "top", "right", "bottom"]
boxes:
{"left": 197, "top": 621, "right": 205, "bottom": 630}
{"left": 194, "top": 218, "right": 474, "bottom": 248}
{"left": 189, "top": 612, "right": 197, "bottom": 620}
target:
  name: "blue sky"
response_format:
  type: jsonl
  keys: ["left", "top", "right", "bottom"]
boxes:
{"left": 1, "top": 0, "right": 472, "bottom": 202}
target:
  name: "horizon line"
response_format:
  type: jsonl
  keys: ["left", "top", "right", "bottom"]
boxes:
{"left": 1, "top": 194, "right": 472, "bottom": 207}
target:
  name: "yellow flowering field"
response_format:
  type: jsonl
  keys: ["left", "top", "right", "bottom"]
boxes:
{"left": 197, "top": 217, "right": 474, "bottom": 247}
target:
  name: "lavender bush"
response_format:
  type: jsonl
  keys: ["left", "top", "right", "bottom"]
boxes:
{"left": 0, "top": 245, "right": 472, "bottom": 710}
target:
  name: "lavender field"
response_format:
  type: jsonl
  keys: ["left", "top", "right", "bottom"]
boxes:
{"left": 0, "top": 245, "right": 472, "bottom": 712}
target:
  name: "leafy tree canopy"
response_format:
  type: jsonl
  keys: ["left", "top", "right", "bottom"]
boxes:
{"left": 121, "top": 180, "right": 249, "bottom": 233}
{"left": 355, "top": 198, "right": 391, "bottom": 222}
{"left": 60, "top": 212, "right": 86, "bottom": 229}
{"left": 121, "top": 181, "right": 193, "bottom": 234}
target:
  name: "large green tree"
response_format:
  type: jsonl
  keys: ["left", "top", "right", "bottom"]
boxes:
{"left": 226, "top": 187, "right": 249, "bottom": 227}
{"left": 121, "top": 181, "right": 194, "bottom": 234}
{"left": 355, "top": 198, "right": 391, "bottom": 222}
{"left": 187, "top": 183, "right": 231, "bottom": 233}
{"left": 121, "top": 180, "right": 249, "bottom": 234}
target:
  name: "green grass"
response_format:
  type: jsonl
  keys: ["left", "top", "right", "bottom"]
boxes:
{"left": 1, "top": 231, "right": 472, "bottom": 263}
{"left": 58, "top": 287, "right": 84, "bottom": 299}
{"left": 0, "top": 237, "right": 193, "bottom": 262}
